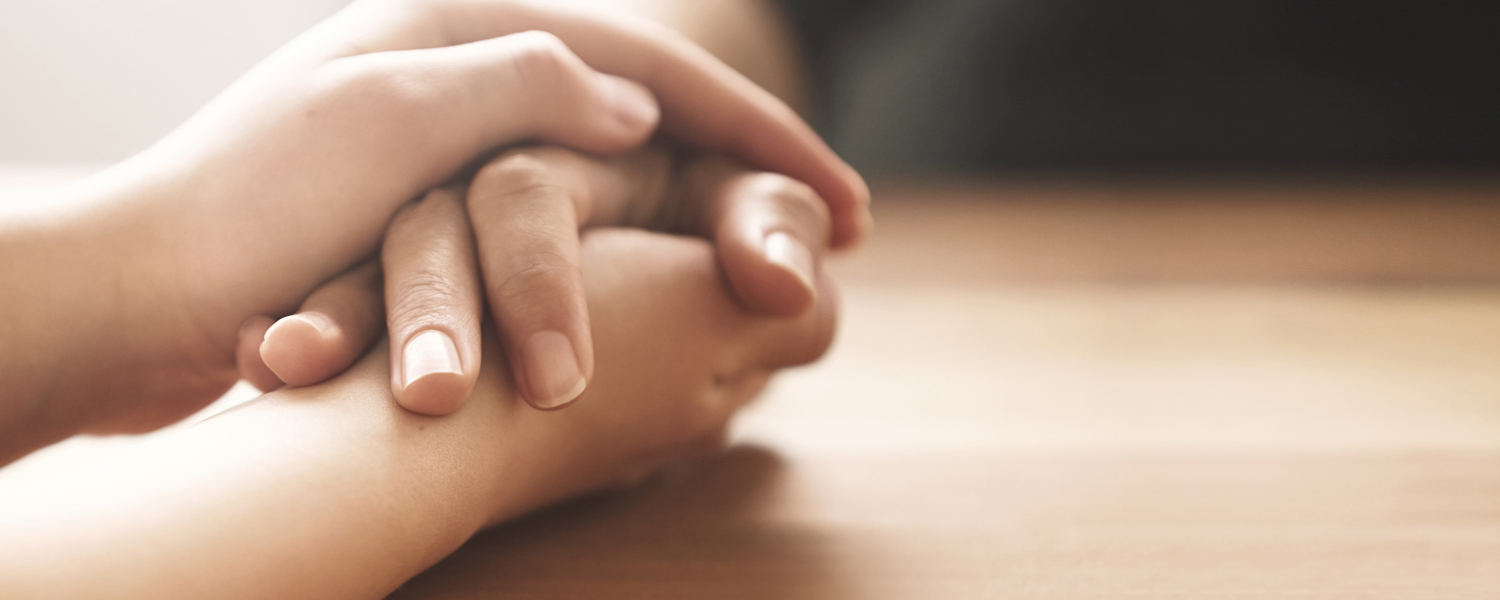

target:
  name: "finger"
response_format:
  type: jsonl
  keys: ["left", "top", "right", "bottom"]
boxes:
{"left": 236, "top": 316, "right": 283, "bottom": 393}
{"left": 466, "top": 146, "right": 670, "bottom": 409}
{"left": 674, "top": 158, "right": 832, "bottom": 316}
{"left": 580, "top": 226, "right": 838, "bottom": 390}
{"left": 258, "top": 260, "right": 384, "bottom": 387}
{"left": 744, "top": 271, "right": 840, "bottom": 370}
{"left": 314, "top": 31, "right": 660, "bottom": 174}
{"left": 383, "top": 188, "right": 484, "bottom": 416}
{"left": 328, "top": 1, "right": 871, "bottom": 248}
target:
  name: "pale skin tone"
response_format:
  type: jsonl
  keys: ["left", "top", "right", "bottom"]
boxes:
{"left": 241, "top": 143, "right": 837, "bottom": 411}
{"left": 0, "top": 226, "right": 838, "bottom": 599}
{"left": 0, "top": 0, "right": 847, "bottom": 597}
{"left": 241, "top": 0, "right": 838, "bottom": 414}
{"left": 0, "top": 0, "right": 862, "bottom": 464}
{"left": 0, "top": 145, "right": 840, "bottom": 597}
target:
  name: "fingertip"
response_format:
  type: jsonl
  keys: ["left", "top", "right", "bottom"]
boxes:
{"left": 395, "top": 329, "right": 474, "bottom": 416}
{"left": 519, "top": 330, "right": 588, "bottom": 410}
{"left": 824, "top": 159, "right": 872, "bottom": 250}
{"left": 525, "top": 377, "right": 586, "bottom": 411}
{"left": 396, "top": 371, "right": 472, "bottom": 416}
{"left": 749, "top": 269, "right": 840, "bottom": 371}
{"left": 236, "top": 316, "right": 282, "bottom": 393}
{"left": 597, "top": 74, "right": 660, "bottom": 138}
{"left": 842, "top": 163, "right": 872, "bottom": 211}
{"left": 261, "top": 312, "right": 344, "bottom": 387}
{"left": 763, "top": 231, "right": 818, "bottom": 302}
{"left": 721, "top": 226, "right": 818, "bottom": 317}
{"left": 830, "top": 199, "right": 874, "bottom": 251}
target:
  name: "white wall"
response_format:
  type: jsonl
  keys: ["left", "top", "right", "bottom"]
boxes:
{"left": 0, "top": 0, "right": 349, "bottom": 162}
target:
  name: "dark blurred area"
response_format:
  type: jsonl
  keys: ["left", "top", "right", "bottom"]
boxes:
{"left": 777, "top": 0, "right": 1500, "bottom": 176}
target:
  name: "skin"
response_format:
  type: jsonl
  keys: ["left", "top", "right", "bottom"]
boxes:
{"left": 0, "top": 0, "right": 865, "bottom": 464}
{"left": 247, "top": 0, "right": 842, "bottom": 414}
{"left": 0, "top": 2, "right": 849, "bottom": 595}
{"left": 0, "top": 227, "right": 838, "bottom": 600}
{"left": 243, "top": 144, "right": 835, "bottom": 414}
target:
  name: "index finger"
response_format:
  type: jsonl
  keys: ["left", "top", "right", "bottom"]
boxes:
{"left": 336, "top": 0, "right": 870, "bottom": 249}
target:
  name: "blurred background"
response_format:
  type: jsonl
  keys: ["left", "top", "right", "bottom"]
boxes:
{"left": 796, "top": 0, "right": 1500, "bottom": 176}
{"left": 0, "top": 0, "right": 346, "bottom": 162}
{"left": 4, "top": 1, "right": 1500, "bottom": 595}
{"left": 5, "top": 0, "right": 1500, "bottom": 176}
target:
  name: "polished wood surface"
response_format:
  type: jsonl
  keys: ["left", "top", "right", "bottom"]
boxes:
{"left": 4, "top": 169, "right": 1499, "bottom": 598}
{"left": 393, "top": 181, "right": 1500, "bottom": 599}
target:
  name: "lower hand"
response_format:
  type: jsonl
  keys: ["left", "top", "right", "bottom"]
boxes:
{"left": 0, "top": 225, "right": 837, "bottom": 599}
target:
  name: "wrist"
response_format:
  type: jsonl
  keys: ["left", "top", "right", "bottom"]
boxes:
{"left": 0, "top": 166, "right": 222, "bottom": 459}
{"left": 0, "top": 185, "right": 126, "bottom": 457}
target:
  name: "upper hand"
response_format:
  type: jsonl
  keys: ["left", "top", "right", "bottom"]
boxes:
{"left": 63, "top": 0, "right": 865, "bottom": 437}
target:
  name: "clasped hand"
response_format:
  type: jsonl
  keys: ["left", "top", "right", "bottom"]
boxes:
{"left": 3, "top": 0, "right": 868, "bottom": 455}
{"left": 239, "top": 143, "right": 841, "bottom": 416}
{"left": 0, "top": 2, "right": 867, "bottom": 596}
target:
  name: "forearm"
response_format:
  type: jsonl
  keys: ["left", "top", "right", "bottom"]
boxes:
{"left": 0, "top": 185, "right": 138, "bottom": 460}
{"left": 0, "top": 172, "right": 235, "bottom": 464}
{"left": 0, "top": 225, "right": 836, "bottom": 599}
{"left": 0, "top": 340, "right": 525, "bottom": 600}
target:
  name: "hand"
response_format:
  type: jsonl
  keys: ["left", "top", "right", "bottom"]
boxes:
{"left": 240, "top": 144, "right": 835, "bottom": 415}
{"left": 0, "top": 226, "right": 837, "bottom": 600}
{"left": 483, "top": 227, "right": 838, "bottom": 520}
{"left": 2, "top": 0, "right": 868, "bottom": 451}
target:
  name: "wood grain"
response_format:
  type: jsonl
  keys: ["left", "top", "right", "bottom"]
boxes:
{"left": 844, "top": 180, "right": 1500, "bottom": 283}
{"left": 389, "top": 182, "right": 1500, "bottom": 598}
{"left": 4, "top": 167, "right": 1498, "bottom": 598}
{"left": 392, "top": 450, "right": 1500, "bottom": 599}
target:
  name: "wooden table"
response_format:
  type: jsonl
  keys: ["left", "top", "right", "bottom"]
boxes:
{"left": 5, "top": 169, "right": 1500, "bottom": 598}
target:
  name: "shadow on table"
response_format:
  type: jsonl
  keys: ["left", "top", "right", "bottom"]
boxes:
{"left": 388, "top": 445, "right": 857, "bottom": 600}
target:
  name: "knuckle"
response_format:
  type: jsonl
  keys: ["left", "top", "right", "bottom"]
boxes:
{"left": 305, "top": 56, "right": 453, "bottom": 166}
{"left": 472, "top": 149, "right": 573, "bottom": 201}
{"left": 311, "top": 56, "right": 441, "bottom": 120}
{"left": 387, "top": 272, "right": 465, "bottom": 329}
{"left": 384, "top": 194, "right": 457, "bottom": 246}
{"left": 501, "top": 30, "right": 586, "bottom": 92}
{"left": 490, "top": 250, "right": 579, "bottom": 305}
{"left": 508, "top": 29, "right": 569, "bottom": 54}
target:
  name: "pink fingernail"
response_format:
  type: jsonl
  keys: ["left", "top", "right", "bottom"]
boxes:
{"left": 765, "top": 231, "right": 816, "bottom": 291}
{"left": 402, "top": 330, "right": 462, "bottom": 389}
{"left": 524, "top": 330, "right": 586, "bottom": 409}
{"left": 286, "top": 311, "right": 333, "bottom": 334}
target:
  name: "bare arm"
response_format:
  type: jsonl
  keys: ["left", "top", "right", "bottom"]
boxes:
{"left": 0, "top": 0, "right": 862, "bottom": 463}
{"left": 0, "top": 341, "right": 504, "bottom": 599}
{"left": 0, "top": 227, "right": 836, "bottom": 600}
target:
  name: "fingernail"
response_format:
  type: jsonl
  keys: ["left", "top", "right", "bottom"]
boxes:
{"left": 765, "top": 231, "right": 816, "bottom": 291}
{"left": 523, "top": 330, "right": 586, "bottom": 409}
{"left": 263, "top": 311, "right": 331, "bottom": 346}
{"left": 600, "top": 75, "right": 659, "bottom": 128}
{"left": 287, "top": 311, "right": 333, "bottom": 334}
{"left": 402, "top": 330, "right": 462, "bottom": 389}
